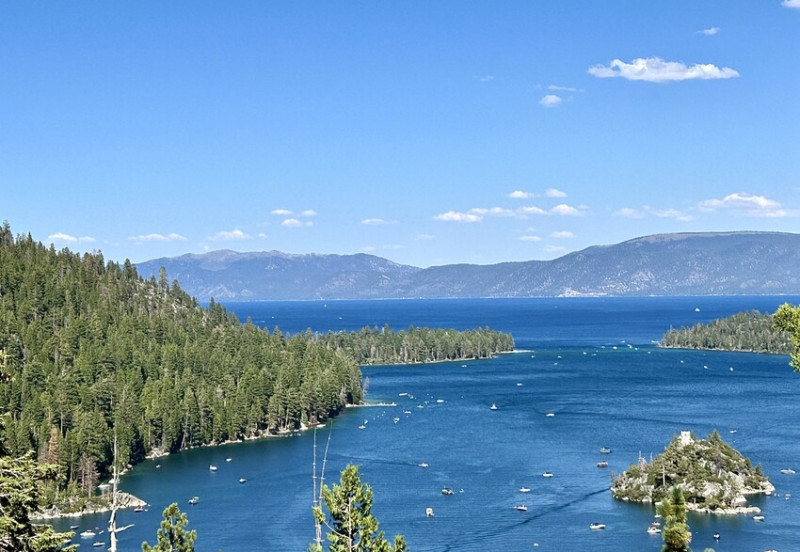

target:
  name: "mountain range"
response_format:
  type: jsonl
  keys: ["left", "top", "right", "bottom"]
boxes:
{"left": 135, "top": 231, "right": 800, "bottom": 301}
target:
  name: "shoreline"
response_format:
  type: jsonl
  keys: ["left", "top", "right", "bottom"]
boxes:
{"left": 33, "top": 492, "right": 147, "bottom": 521}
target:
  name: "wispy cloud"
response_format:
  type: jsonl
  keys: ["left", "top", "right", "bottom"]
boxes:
{"left": 361, "top": 218, "right": 395, "bottom": 225}
{"left": 282, "top": 218, "right": 313, "bottom": 227}
{"left": 548, "top": 85, "right": 584, "bottom": 93}
{"left": 129, "top": 232, "right": 187, "bottom": 242}
{"left": 518, "top": 206, "right": 548, "bottom": 216}
{"left": 475, "top": 75, "right": 495, "bottom": 82}
{"left": 697, "top": 192, "right": 787, "bottom": 218}
{"left": 433, "top": 211, "right": 483, "bottom": 223}
{"left": 588, "top": 57, "right": 739, "bottom": 82}
{"left": 544, "top": 245, "right": 567, "bottom": 254}
{"left": 509, "top": 190, "right": 536, "bottom": 199}
{"left": 47, "top": 232, "right": 96, "bottom": 244}
{"left": 518, "top": 235, "right": 542, "bottom": 242}
{"left": 696, "top": 26, "right": 720, "bottom": 36}
{"left": 614, "top": 206, "right": 692, "bottom": 221}
{"left": 470, "top": 207, "right": 515, "bottom": 217}
{"left": 270, "top": 208, "right": 293, "bottom": 216}
{"left": 545, "top": 188, "right": 567, "bottom": 198}
{"left": 258, "top": 233, "right": 269, "bottom": 239}
{"left": 415, "top": 234, "right": 436, "bottom": 241}
{"left": 209, "top": 229, "right": 250, "bottom": 241}
{"left": 539, "top": 94, "right": 563, "bottom": 108}
{"left": 551, "top": 231, "right": 575, "bottom": 238}
{"left": 783, "top": 0, "right": 800, "bottom": 8}
{"left": 300, "top": 209, "right": 317, "bottom": 217}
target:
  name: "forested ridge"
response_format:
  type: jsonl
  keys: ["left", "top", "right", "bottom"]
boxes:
{"left": 0, "top": 222, "right": 513, "bottom": 512}
{"left": 660, "top": 310, "right": 791, "bottom": 354}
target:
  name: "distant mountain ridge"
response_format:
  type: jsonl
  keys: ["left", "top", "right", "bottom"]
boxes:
{"left": 135, "top": 231, "right": 800, "bottom": 301}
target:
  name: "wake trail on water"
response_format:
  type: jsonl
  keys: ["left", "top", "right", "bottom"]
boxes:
{"left": 439, "top": 486, "right": 609, "bottom": 551}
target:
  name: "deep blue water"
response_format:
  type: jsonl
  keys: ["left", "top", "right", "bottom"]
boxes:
{"left": 54, "top": 296, "right": 800, "bottom": 551}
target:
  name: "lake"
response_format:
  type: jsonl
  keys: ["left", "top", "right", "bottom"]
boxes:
{"left": 54, "top": 296, "right": 800, "bottom": 551}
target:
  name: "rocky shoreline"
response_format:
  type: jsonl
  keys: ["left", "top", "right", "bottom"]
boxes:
{"left": 32, "top": 491, "right": 148, "bottom": 520}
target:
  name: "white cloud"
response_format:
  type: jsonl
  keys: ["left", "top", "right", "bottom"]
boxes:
{"left": 270, "top": 208, "right": 293, "bottom": 216}
{"left": 258, "top": 233, "right": 269, "bottom": 239}
{"left": 509, "top": 190, "right": 535, "bottom": 199}
{"left": 551, "top": 231, "right": 575, "bottom": 238}
{"left": 783, "top": 0, "right": 800, "bottom": 8}
{"left": 48, "top": 232, "right": 96, "bottom": 243}
{"left": 697, "top": 27, "right": 720, "bottom": 36}
{"left": 539, "top": 94, "right": 563, "bottom": 108}
{"left": 519, "top": 235, "right": 542, "bottom": 242}
{"left": 550, "top": 204, "right": 584, "bottom": 216}
{"left": 476, "top": 75, "right": 495, "bottom": 82}
{"left": 698, "top": 192, "right": 787, "bottom": 217}
{"left": 545, "top": 188, "right": 567, "bottom": 198}
{"left": 652, "top": 208, "right": 693, "bottom": 221}
{"left": 209, "top": 229, "right": 250, "bottom": 241}
{"left": 433, "top": 211, "right": 482, "bottom": 223}
{"left": 129, "top": 232, "right": 187, "bottom": 242}
{"left": 544, "top": 245, "right": 567, "bottom": 254}
{"left": 300, "top": 209, "right": 317, "bottom": 217}
{"left": 415, "top": 234, "right": 436, "bottom": 241}
{"left": 361, "top": 246, "right": 377, "bottom": 252}
{"left": 588, "top": 57, "right": 739, "bottom": 82}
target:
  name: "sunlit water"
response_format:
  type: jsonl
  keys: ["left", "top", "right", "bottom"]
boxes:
{"left": 53, "top": 297, "right": 800, "bottom": 551}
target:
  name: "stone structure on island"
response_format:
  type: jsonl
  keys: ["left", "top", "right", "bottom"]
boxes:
{"left": 611, "top": 430, "right": 774, "bottom": 514}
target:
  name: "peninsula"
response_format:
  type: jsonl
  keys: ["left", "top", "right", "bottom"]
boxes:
{"left": 611, "top": 430, "right": 774, "bottom": 514}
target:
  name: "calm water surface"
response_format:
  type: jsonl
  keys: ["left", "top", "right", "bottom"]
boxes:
{"left": 55, "top": 297, "right": 800, "bottom": 551}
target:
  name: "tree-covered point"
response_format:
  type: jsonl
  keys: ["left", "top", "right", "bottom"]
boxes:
{"left": 660, "top": 310, "right": 791, "bottom": 354}
{"left": 317, "top": 324, "right": 514, "bottom": 365}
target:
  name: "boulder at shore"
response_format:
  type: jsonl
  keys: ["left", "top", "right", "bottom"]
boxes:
{"left": 611, "top": 430, "right": 774, "bottom": 514}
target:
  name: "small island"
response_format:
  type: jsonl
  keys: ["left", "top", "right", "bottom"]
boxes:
{"left": 611, "top": 430, "right": 774, "bottom": 514}
{"left": 660, "top": 310, "right": 791, "bottom": 354}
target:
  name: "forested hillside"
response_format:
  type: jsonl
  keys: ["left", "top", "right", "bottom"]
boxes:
{"left": 0, "top": 222, "right": 514, "bottom": 510}
{"left": 0, "top": 223, "right": 363, "bottom": 499}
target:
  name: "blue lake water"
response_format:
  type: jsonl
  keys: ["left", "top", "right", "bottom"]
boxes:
{"left": 54, "top": 296, "right": 800, "bottom": 551}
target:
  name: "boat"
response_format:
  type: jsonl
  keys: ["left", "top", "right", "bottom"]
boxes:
{"left": 425, "top": 507, "right": 434, "bottom": 517}
{"left": 436, "top": 399, "right": 445, "bottom": 403}
{"left": 545, "top": 413, "right": 555, "bottom": 417}
{"left": 209, "top": 465, "right": 217, "bottom": 471}
{"left": 600, "top": 447, "right": 612, "bottom": 454}
{"left": 79, "top": 530, "right": 96, "bottom": 538}
{"left": 589, "top": 522, "right": 606, "bottom": 530}
{"left": 239, "top": 477, "right": 247, "bottom": 484}
{"left": 403, "top": 410, "right": 412, "bottom": 415}
{"left": 647, "top": 525, "right": 661, "bottom": 535}
{"left": 188, "top": 496, "right": 199, "bottom": 505}
{"left": 490, "top": 403, "right": 498, "bottom": 410}
{"left": 358, "top": 425, "right": 366, "bottom": 430}
{"left": 134, "top": 505, "right": 145, "bottom": 512}
{"left": 596, "top": 461, "right": 609, "bottom": 468}
{"left": 226, "top": 458, "right": 232, "bottom": 462}
{"left": 519, "top": 487, "right": 531, "bottom": 493}
{"left": 753, "top": 515, "right": 765, "bottom": 521}
{"left": 713, "top": 532, "right": 720, "bottom": 540}
{"left": 419, "top": 462, "right": 429, "bottom": 468}
{"left": 441, "top": 487, "right": 454, "bottom": 495}
{"left": 514, "top": 504, "right": 528, "bottom": 512}
{"left": 542, "top": 472, "right": 554, "bottom": 478}
{"left": 69, "top": 525, "right": 79, "bottom": 530}
{"left": 780, "top": 468, "right": 796, "bottom": 474}
{"left": 93, "top": 542, "right": 104, "bottom": 548}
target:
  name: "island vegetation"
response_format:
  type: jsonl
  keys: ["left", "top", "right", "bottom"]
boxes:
{"left": 660, "top": 310, "right": 791, "bottom": 354}
{"left": 0, "top": 222, "right": 512, "bottom": 519}
{"left": 611, "top": 430, "right": 773, "bottom": 513}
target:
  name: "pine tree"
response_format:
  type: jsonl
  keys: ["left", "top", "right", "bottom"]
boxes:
{"left": 141, "top": 503, "right": 196, "bottom": 552}
{"left": 658, "top": 486, "right": 692, "bottom": 552}
{"left": 311, "top": 464, "right": 407, "bottom": 552}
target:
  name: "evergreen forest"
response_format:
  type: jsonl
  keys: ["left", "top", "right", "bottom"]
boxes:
{"left": 660, "top": 310, "right": 791, "bottom": 354}
{"left": 0, "top": 222, "right": 513, "bottom": 512}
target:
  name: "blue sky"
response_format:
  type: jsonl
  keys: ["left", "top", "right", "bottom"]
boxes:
{"left": 2, "top": 1, "right": 798, "bottom": 268}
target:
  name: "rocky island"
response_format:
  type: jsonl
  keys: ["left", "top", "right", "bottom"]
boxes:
{"left": 611, "top": 430, "right": 774, "bottom": 514}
